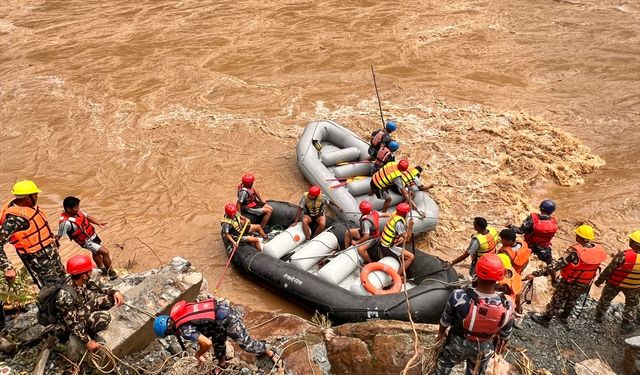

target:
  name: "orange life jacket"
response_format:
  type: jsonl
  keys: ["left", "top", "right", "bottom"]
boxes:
{"left": 499, "top": 242, "right": 531, "bottom": 275}
{"left": 372, "top": 161, "right": 403, "bottom": 190}
{"left": 374, "top": 147, "right": 393, "bottom": 167}
{"left": 455, "top": 289, "right": 512, "bottom": 343}
{"left": 370, "top": 129, "right": 388, "bottom": 148}
{"left": 499, "top": 266, "right": 523, "bottom": 300}
{"left": 59, "top": 210, "right": 96, "bottom": 246}
{"left": 237, "top": 184, "right": 257, "bottom": 208}
{"left": 0, "top": 200, "right": 54, "bottom": 254}
{"left": 360, "top": 211, "right": 380, "bottom": 239}
{"left": 170, "top": 300, "right": 217, "bottom": 328}
{"left": 560, "top": 243, "right": 607, "bottom": 284}
{"left": 608, "top": 249, "right": 640, "bottom": 289}
{"left": 524, "top": 213, "right": 558, "bottom": 247}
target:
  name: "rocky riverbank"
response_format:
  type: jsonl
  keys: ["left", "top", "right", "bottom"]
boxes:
{"left": 0, "top": 260, "right": 635, "bottom": 374}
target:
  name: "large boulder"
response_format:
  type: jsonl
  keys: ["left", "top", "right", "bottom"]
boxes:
{"left": 624, "top": 336, "right": 640, "bottom": 375}
{"left": 99, "top": 257, "right": 202, "bottom": 358}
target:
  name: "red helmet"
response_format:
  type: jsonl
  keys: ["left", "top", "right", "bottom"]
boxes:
{"left": 241, "top": 173, "right": 255, "bottom": 187}
{"left": 396, "top": 203, "right": 411, "bottom": 216}
{"left": 398, "top": 159, "right": 409, "bottom": 171}
{"left": 359, "top": 200, "right": 372, "bottom": 215}
{"left": 475, "top": 254, "right": 506, "bottom": 281}
{"left": 225, "top": 203, "right": 237, "bottom": 217}
{"left": 308, "top": 185, "right": 321, "bottom": 198}
{"left": 66, "top": 254, "right": 94, "bottom": 276}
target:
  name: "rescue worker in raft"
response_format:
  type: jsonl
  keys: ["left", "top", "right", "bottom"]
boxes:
{"left": 370, "top": 159, "right": 409, "bottom": 213}
{"left": 395, "top": 164, "right": 434, "bottom": 218}
{"left": 370, "top": 140, "right": 399, "bottom": 175}
{"left": 526, "top": 224, "right": 607, "bottom": 327}
{"left": 446, "top": 217, "right": 500, "bottom": 277}
{"left": 368, "top": 119, "right": 397, "bottom": 158}
{"left": 153, "top": 298, "right": 279, "bottom": 374}
{"left": 594, "top": 230, "right": 640, "bottom": 332}
{"left": 376, "top": 202, "right": 415, "bottom": 278}
{"left": 509, "top": 199, "right": 558, "bottom": 268}
{"left": 56, "top": 254, "right": 124, "bottom": 352}
{"left": 0, "top": 180, "right": 65, "bottom": 289}
{"left": 56, "top": 196, "right": 118, "bottom": 280}
{"left": 343, "top": 200, "right": 391, "bottom": 264}
{"left": 222, "top": 203, "right": 267, "bottom": 251}
{"left": 236, "top": 173, "right": 273, "bottom": 229}
{"left": 434, "top": 254, "right": 515, "bottom": 375}
{"left": 292, "top": 185, "right": 341, "bottom": 240}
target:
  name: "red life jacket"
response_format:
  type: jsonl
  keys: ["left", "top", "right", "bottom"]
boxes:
{"left": 237, "top": 184, "right": 257, "bottom": 208}
{"left": 374, "top": 147, "right": 393, "bottom": 167}
{"left": 608, "top": 249, "right": 640, "bottom": 289}
{"left": 370, "top": 129, "right": 387, "bottom": 148}
{"left": 457, "top": 289, "right": 512, "bottom": 343}
{"left": 524, "top": 213, "right": 558, "bottom": 247}
{"left": 360, "top": 211, "right": 381, "bottom": 239}
{"left": 59, "top": 211, "right": 96, "bottom": 246}
{"left": 170, "top": 300, "right": 217, "bottom": 328}
{"left": 560, "top": 243, "right": 607, "bottom": 284}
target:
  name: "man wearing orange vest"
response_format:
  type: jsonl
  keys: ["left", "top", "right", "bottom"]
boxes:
{"left": 447, "top": 217, "right": 501, "bottom": 277}
{"left": 497, "top": 228, "right": 531, "bottom": 275}
{"left": 0, "top": 180, "right": 65, "bottom": 288}
{"left": 594, "top": 230, "right": 640, "bottom": 332}
{"left": 527, "top": 224, "right": 607, "bottom": 327}
{"left": 509, "top": 199, "right": 558, "bottom": 265}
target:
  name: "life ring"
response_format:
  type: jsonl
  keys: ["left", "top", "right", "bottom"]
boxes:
{"left": 360, "top": 262, "right": 403, "bottom": 295}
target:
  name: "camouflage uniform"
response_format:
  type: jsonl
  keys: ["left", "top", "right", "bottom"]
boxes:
{"left": 177, "top": 300, "right": 267, "bottom": 360}
{"left": 434, "top": 289, "right": 514, "bottom": 375}
{"left": 0, "top": 213, "right": 65, "bottom": 288}
{"left": 511, "top": 214, "right": 554, "bottom": 264}
{"left": 533, "top": 251, "right": 588, "bottom": 318}
{"left": 55, "top": 276, "right": 117, "bottom": 344}
{"left": 595, "top": 251, "right": 640, "bottom": 322}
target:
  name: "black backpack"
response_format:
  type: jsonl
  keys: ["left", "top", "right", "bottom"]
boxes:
{"left": 36, "top": 283, "right": 78, "bottom": 325}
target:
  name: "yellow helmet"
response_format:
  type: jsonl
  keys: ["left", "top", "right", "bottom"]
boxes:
{"left": 497, "top": 253, "right": 512, "bottom": 269}
{"left": 11, "top": 180, "right": 42, "bottom": 196}
{"left": 629, "top": 230, "right": 640, "bottom": 245}
{"left": 575, "top": 224, "right": 595, "bottom": 241}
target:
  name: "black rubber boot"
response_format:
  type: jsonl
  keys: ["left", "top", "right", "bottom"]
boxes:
{"left": 621, "top": 319, "right": 634, "bottom": 334}
{"left": 531, "top": 313, "right": 552, "bottom": 328}
{"left": 558, "top": 311, "right": 570, "bottom": 325}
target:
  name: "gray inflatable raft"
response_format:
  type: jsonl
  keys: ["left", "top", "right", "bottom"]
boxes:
{"left": 296, "top": 120, "right": 438, "bottom": 234}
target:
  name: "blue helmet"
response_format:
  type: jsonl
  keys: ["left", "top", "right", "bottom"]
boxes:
{"left": 385, "top": 120, "right": 397, "bottom": 132}
{"left": 539, "top": 199, "right": 556, "bottom": 214}
{"left": 153, "top": 315, "right": 171, "bottom": 338}
{"left": 388, "top": 140, "right": 399, "bottom": 151}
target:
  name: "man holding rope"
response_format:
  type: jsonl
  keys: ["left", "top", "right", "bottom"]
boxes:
{"left": 153, "top": 298, "right": 279, "bottom": 374}
{"left": 222, "top": 203, "right": 266, "bottom": 251}
{"left": 434, "top": 254, "right": 514, "bottom": 375}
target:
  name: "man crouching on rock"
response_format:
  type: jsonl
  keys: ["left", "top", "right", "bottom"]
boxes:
{"left": 153, "top": 299, "right": 278, "bottom": 373}
{"left": 56, "top": 254, "right": 124, "bottom": 351}
{"left": 433, "top": 254, "right": 514, "bottom": 375}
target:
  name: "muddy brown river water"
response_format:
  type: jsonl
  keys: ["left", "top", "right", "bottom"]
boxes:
{"left": 1, "top": 0, "right": 638, "bottom": 314}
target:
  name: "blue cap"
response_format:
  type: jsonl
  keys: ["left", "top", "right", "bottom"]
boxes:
{"left": 153, "top": 315, "right": 171, "bottom": 337}
{"left": 539, "top": 199, "right": 556, "bottom": 214}
{"left": 388, "top": 140, "right": 399, "bottom": 151}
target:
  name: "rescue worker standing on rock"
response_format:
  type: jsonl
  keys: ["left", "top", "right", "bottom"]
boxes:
{"left": 236, "top": 173, "right": 273, "bottom": 229}
{"left": 222, "top": 204, "right": 266, "bottom": 251}
{"left": 293, "top": 185, "right": 340, "bottom": 240}
{"left": 509, "top": 200, "right": 558, "bottom": 266}
{"left": 527, "top": 224, "right": 607, "bottom": 327}
{"left": 153, "top": 298, "right": 278, "bottom": 374}
{"left": 368, "top": 120, "right": 396, "bottom": 158}
{"left": 56, "top": 254, "right": 124, "bottom": 351}
{"left": 497, "top": 228, "right": 531, "bottom": 276}
{"left": 434, "top": 254, "right": 514, "bottom": 375}
{"left": 0, "top": 180, "right": 65, "bottom": 288}
{"left": 447, "top": 217, "right": 500, "bottom": 277}
{"left": 56, "top": 196, "right": 117, "bottom": 280}
{"left": 377, "top": 202, "right": 415, "bottom": 277}
{"left": 594, "top": 230, "right": 640, "bottom": 332}
{"left": 343, "top": 200, "right": 390, "bottom": 264}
